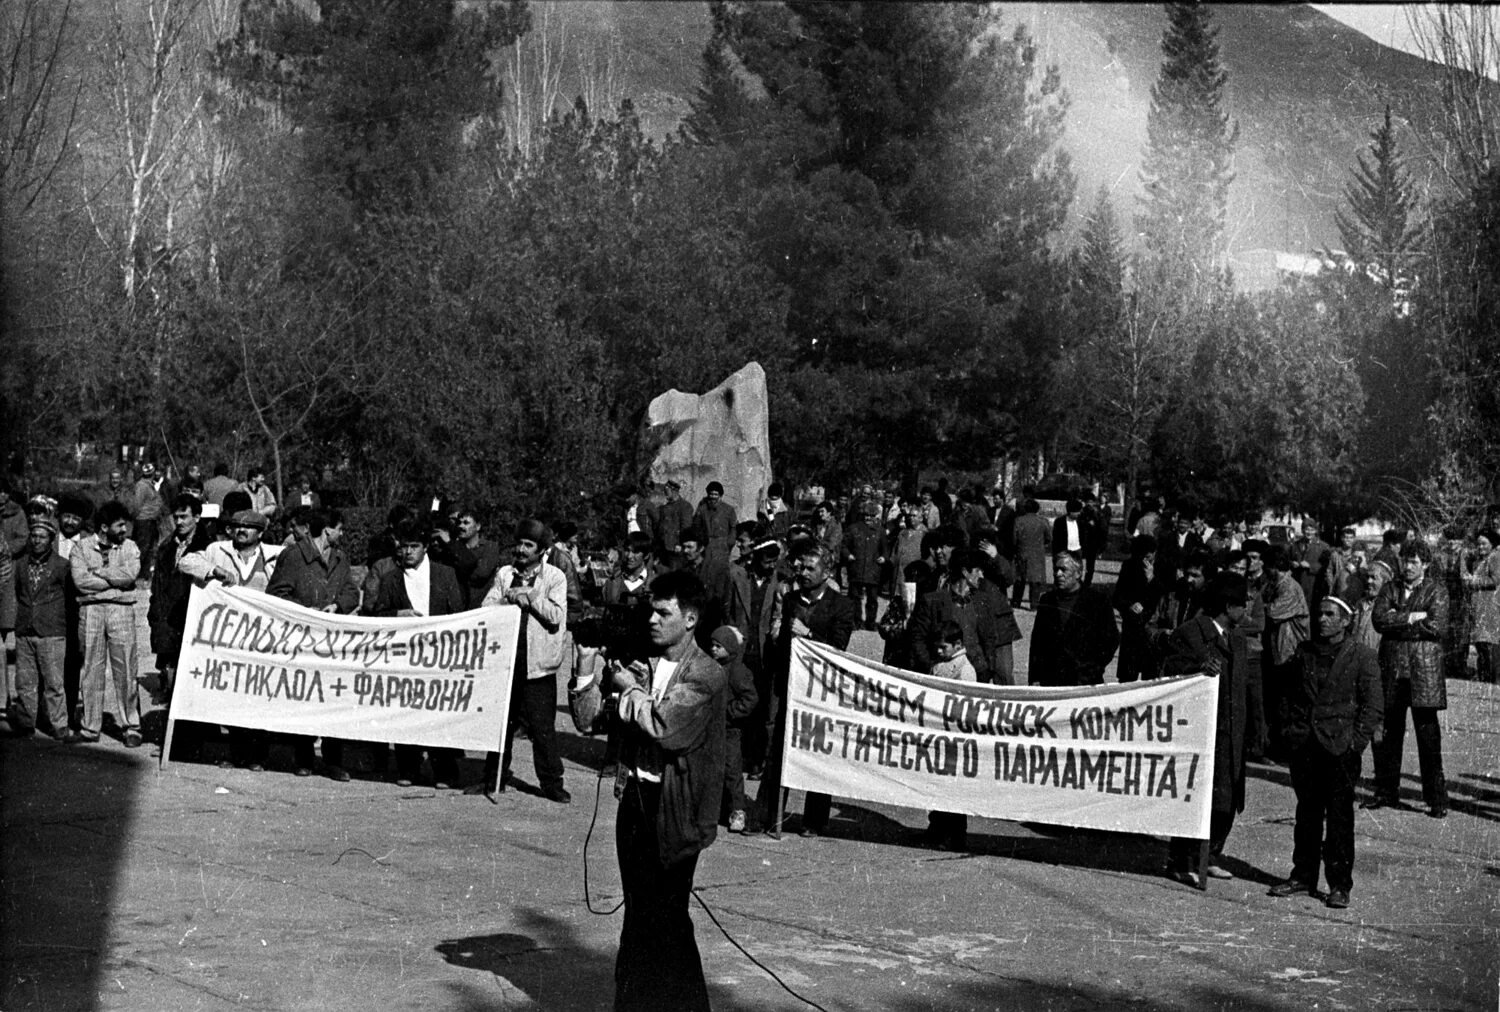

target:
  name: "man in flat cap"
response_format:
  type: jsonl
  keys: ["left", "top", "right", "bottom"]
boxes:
{"left": 474, "top": 519, "right": 571, "bottom": 802}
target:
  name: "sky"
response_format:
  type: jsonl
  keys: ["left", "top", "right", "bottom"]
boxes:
{"left": 1309, "top": 4, "right": 1422, "bottom": 56}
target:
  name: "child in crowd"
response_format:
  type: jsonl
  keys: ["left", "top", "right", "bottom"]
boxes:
{"left": 930, "top": 620, "right": 977, "bottom": 681}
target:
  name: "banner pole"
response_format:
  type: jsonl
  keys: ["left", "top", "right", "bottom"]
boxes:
{"left": 159, "top": 714, "right": 176, "bottom": 770}
{"left": 1197, "top": 838, "right": 1210, "bottom": 892}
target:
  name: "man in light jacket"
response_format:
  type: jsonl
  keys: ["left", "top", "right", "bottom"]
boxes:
{"left": 68, "top": 501, "right": 142, "bottom": 745}
{"left": 474, "top": 519, "right": 570, "bottom": 803}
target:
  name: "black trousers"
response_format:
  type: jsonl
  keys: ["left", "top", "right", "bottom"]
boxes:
{"left": 1289, "top": 740, "right": 1361, "bottom": 893}
{"left": 293, "top": 735, "right": 344, "bottom": 771}
{"left": 1372, "top": 678, "right": 1447, "bottom": 807}
{"left": 758, "top": 678, "right": 830, "bottom": 832}
{"left": 615, "top": 779, "right": 709, "bottom": 1012}
{"left": 1243, "top": 653, "right": 1267, "bottom": 759}
{"left": 394, "top": 744, "right": 461, "bottom": 785}
{"left": 487, "top": 672, "right": 564, "bottom": 791}
{"left": 722, "top": 725, "right": 747, "bottom": 816}
{"left": 1168, "top": 809, "right": 1236, "bottom": 871}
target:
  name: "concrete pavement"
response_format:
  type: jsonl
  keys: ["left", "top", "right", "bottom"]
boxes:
{"left": 3, "top": 602, "right": 1497, "bottom": 1011}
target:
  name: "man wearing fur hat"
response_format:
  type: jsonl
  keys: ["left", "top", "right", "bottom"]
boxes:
{"left": 475, "top": 519, "right": 570, "bottom": 803}
{"left": 11, "top": 516, "right": 71, "bottom": 738}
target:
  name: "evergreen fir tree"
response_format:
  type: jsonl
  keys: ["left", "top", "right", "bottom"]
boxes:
{"left": 1136, "top": 3, "right": 1238, "bottom": 298}
{"left": 1074, "top": 185, "right": 1126, "bottom": 324}
{"left": 682, "top": 4, "right": 757, "bottom": 146}
{"left": 1334, "top": 105, "right": 1424, "bottom": 291}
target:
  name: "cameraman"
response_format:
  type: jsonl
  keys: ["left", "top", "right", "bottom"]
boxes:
{"left": 569, "top": 570, "right": 726, "bottom": 1012}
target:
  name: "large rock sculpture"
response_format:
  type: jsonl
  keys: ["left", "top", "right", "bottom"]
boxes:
{"left": 641, "top": 362, "right": 771, "bottom": 518}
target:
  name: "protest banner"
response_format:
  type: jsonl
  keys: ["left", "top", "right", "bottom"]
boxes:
{"left": 164, "top": 584, "right": 519, "bottom": 767}
{"left": 781, "top": 638, "right": 1220, "bottom": 840}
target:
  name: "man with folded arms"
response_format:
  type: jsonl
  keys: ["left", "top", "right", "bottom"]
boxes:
{"left": 68, "top": 501, "right": 142, "bottom": 745}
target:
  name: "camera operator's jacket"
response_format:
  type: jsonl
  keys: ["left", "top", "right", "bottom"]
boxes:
{"left": 569, "top": 644, "right": 727, "bottom": 868}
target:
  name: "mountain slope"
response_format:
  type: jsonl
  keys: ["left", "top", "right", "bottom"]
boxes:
{"left": 549, "top": 1, "right": 1459, "bottom": 289}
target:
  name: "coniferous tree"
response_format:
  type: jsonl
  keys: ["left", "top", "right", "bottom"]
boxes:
{"left": 1136, "top": 3, "right": 1237, "bottom": 300}
{"left": 682, "top": 5, "right": 757, "bottom": 146}
{"left": 1334, "top": 105, "right": 1425, "bottom": 293}
{"left": 1074, "top": 185, "right": 1126, "bottom": 329}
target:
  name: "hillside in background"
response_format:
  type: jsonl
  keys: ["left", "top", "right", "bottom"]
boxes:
{"left": 44, "top": 1, "right": 1459, "bottom": 289}
{"left": 540, "top": 1, "right": 1456, "bottom": 289}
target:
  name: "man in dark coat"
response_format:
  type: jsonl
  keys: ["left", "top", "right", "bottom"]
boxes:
{"left": 1269, "top": 594, "right": 1382, "bottom": 909}
{"left": 910, "top": 549, "right": 1022, "bottom": 686}
{"left": 1161, "top": 573, "right": 1250, "bottom": 887}
{"left": 147, "top": 494, "right": 214, "bottom": 702}
{"left": 365, "top": 517, "right": 467, "bottom": 787}
{"left": 679, "top": 525, "right": 752, "bottom": 647}
{"left": 11, "top": 517, "right": 71, "bottom": 737}
{"left": 268, "top": 508, "right": 363, "bottom": 780}
{"left": 1029, "top": 553, "right": 1118, "bottom": 686}
{"left": 757, "top": 538, "right": 858, "bottom": 837}
{"left": 693, "top": 481, "right": 738, "bottom": 567}
{"left": 654, "top": 480, "right": 695, "bottom": 560}
{"left": 1010, "top": 498, "right": 1050, "bottom": 609}
{"left": 842, "top": 500, "right": 887, "bottom": 630}
{"left": 1367, "top": 540, "right": 1450, "bottom": 817}
{"left": 568, "top": 570, "right": 727, "bottom": 1012}
{"left": 147, "top": 494, "right": 215, "bottom": 759}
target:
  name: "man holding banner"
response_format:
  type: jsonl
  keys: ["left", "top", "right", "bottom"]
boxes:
{"left": 757, "top": 538, "right": 858, "bottom": 837}
{"left": 1160, "top": 573, "right": 1249, "bottom": 887}
{"left": 270, "top": 508, "right": 364, "bottom": 782}
{"left": 568, "top": 570, "right": 726, "bottom": 1012}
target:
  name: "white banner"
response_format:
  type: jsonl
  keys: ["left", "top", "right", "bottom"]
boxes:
{"left": 783, "top": 639, "right": 1219, "bottom": 838}
{"left": 169, "top": 584, "right": 518, "bottom": 752}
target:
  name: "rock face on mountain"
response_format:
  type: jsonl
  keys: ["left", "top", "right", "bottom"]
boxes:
{"left": 553, "top": 2, "right": 1454, "bottom": 290}
{"left": 641, "top": 362, "right": 771, "bottom": 517}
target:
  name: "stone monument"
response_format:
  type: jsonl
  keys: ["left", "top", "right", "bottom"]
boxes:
{"left": 641, "top": 362, "right": 771, "bottom": 516}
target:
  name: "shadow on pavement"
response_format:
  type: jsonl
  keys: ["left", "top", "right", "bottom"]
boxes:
{"left": 437, "top": 906, "right": 756, "bottom": 1012}
{"left": 1, "top": 735, "right": 142, "bottom": 1012}
{"left": 883, "top": 977, "right": 1303, "bottom": 1012}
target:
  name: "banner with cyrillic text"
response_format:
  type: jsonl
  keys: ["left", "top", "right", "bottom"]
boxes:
{"left": 169, "top": 584, "right": 517, "bottom": 751}
{"left": 783, "top": 638, "right": 1219, "bottom": 838}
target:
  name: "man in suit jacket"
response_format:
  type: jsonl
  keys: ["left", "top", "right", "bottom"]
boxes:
{"left": 758, "top": 538, "right": 859, "bottom": 837}
{"left": 1269, "top": 594, "right": 1382, "bottom": 909}
{"left": 1051, "top": 499, "right": 1091, "bottom": 567}
{"left": 1160, "top": 573, "right": 1250, "bottom": 887}
{"left": 368, "top": 516, "right": 467, "bottom": 787}
{"left": 567, "top": 570, "right": 726, "bottom": 1012}
{"left": 1029, "top": 553, "right": 1118, "bottom": 686}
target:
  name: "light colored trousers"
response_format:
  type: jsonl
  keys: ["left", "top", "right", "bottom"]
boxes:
{"left": 15, "top": 635, "right": 69, "bottom": 735}
{"left": 80, "top": 604, "right": 140, "bottom": 735}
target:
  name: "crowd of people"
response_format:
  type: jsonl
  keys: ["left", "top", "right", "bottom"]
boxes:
{"left": 0, "top": 465, "right": 1484, "bottom": 919}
